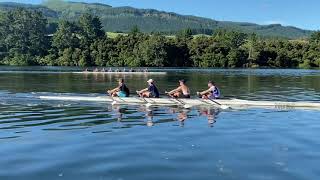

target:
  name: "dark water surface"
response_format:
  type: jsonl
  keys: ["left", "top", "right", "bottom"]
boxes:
{"left": 0, "top": 67, "right": 320, "bottom": 180}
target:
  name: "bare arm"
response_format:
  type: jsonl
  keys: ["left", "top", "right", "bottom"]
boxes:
{"left": 200, "top": 89, "right": 211, "bottom": 95}
{"left": 137, "top": 88, "right": 148, "bottom": 94}
{"left": 168, "top": 86, "right": 182, "bottom": 94}
{"left": 200, "top": 86, "right": 215, "bottom": 95}
{"left": 107, "top": 86, "right": 120, "bottom": 94}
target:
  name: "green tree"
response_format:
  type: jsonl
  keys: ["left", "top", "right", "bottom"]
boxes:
{"left": 227, "top": 49, "right": 248, "bottom": 68}
{"left": 177, "top": 28, "right": 193, "bottom": 41}
{"left": 78, "top": 13, "right": 105, "bottom": 48}
{"left": 310, "top": 31, "right": 320, "bottom": 44}
{"left": 90, "top": 37, "right": 115, "bottom": 66}
{"left": 136, "top": 34, "right": 168, "bottom": 67}
{"left": 52, "top": 20, "right": 80, "bottom": 50}
{"left": 0, "top": 8, "right": 49, "bottom": 65}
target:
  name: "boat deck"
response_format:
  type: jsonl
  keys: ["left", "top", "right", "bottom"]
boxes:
{"left": 39, "top": 96, "right": 320, "bottom": 110}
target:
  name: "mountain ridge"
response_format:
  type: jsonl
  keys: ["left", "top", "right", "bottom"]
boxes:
{"left": 0, "top": 1, "right": 313, "bottom": 39}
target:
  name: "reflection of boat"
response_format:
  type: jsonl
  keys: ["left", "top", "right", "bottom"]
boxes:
{"left": 73, "top": 72, "right": 167, "bottom": 75}
{"left": 39, "top": 95, "right": 320, "bottom": 110}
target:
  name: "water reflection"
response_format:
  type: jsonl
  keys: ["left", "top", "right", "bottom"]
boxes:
{"left": 111, "top": 105, "right": 128, "bottom": 122}
{"left": 106, "top": 104, "right": 222, "bottom": 129}
{"left": 142, "top": 107, "right": 154, "bottom": 127}
{"left": 198, "top": 107, "right": 221, "bottom": 127}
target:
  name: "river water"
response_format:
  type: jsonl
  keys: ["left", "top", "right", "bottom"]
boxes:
{"left": 0, "top": 67, "right": 319, "bottom": 180}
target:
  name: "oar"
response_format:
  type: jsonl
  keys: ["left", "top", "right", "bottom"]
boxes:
{"left": 107, "top": 91, "right": 121, "bottom": 105}
{"left": 165, "top": 91, "right": 192, "bottom": 109}
{"left": 136, "top": 91, "right": 153, "bottom": 107}
{"left": 197, "top": 92, "right": 230, "bottom": 110}
{"left": 207, "top": 98, "right": 230, "bottom": 110}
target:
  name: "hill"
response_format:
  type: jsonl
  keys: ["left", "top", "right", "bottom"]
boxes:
{"left": 0, "top": 1, "right": 313, "bottom": 39}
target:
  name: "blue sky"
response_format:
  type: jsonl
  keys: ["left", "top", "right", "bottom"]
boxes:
{"left": 4, "top": 0, "right": 320, "bottom": 30}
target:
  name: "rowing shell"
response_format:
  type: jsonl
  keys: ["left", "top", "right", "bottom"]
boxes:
{"left": 73, "top": 72, "right": 167, "bottom": 75}
{"left": 39, "top": 96, "right": 320, "bottom": 110}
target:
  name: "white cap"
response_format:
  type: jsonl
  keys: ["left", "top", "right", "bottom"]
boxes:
{"left": 147, "top": 79, "right": 154, "bottom": 83}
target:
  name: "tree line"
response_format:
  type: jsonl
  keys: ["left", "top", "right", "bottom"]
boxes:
{"left": 0, "top": 8, "right": 320, "bottom": 68}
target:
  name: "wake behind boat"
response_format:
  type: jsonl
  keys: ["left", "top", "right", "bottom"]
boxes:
{"left": 39, "top": 95, "right": 320, "bottom": 110}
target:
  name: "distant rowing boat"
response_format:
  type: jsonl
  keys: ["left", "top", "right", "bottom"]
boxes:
{"left": 73, "top": 72, "right": 167, "bottom": 75}
{"left": 39, "top": 95, "right": 320, "bottom": 110}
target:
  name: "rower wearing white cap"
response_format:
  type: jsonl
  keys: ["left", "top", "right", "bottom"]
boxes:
{"left": 137, "top": 79, "right": 160, "bottom": 98}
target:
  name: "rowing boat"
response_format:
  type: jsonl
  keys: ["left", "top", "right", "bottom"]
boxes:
{"left": 39, "top": 95, "right": 320, "bottom": 110}
{"left": 73, "top": 72, "right": 167, "bottom": 75}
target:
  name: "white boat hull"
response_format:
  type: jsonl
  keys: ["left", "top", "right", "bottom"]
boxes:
{"left": 39, "top": 96, "right": 320, "bottom": 110}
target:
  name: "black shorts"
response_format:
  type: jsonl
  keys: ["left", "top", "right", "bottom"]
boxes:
{"left": 149, "top": 92, "right": 159, "bottom": 98}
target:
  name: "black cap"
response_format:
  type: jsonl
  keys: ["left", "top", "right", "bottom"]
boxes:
{"left": 179, "top": 79, "right": 186, "bottom": 84}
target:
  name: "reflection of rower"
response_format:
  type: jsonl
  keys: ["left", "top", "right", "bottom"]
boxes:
{"left": 197, "top": 81, "right": 220, "bottom": 99}
{"left": 146, "top": 107, "right": 154, "bottom": 127}
{"left": 138, "top": 106, "right": 155, "bottom": 127}
{"left": 177, "top": 109, "right": 190, "bottom": 127}
{"left": 167, "top": 79, "right": 191, "bottom": 98}
{"left": 107, "top": 78, "right": 130, "bottom": 97}
{"left": 199, "top": 108, "right": 220, "bottom": 127}
{"left": 112, "top": 105, "right": 127, "bottom": 122}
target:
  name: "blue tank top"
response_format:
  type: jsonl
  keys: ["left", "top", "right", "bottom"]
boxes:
{"left": 148, "top": 84, "right": 160, "bottom": 98}
{"left": 211, "top": 86, "right": 220, "bottom": 98}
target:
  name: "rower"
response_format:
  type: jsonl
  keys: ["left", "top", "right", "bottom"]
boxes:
{"left": 167, "top": 79, "right": 191, "bottom": 98}
{"left": 108, "top": 68, "right": 112, "bottom": 72}
{"left": 107, "top": 78, "right": 130, "bottom": 97}
{"left": 137, "top": 79, "right": 160, "bottom": 98}
{"left": 101, "top": 68, "right": 106, "bottom": 72}
{"left": 93, "top": 68, "right": 99, "bottom": 72}
{"left": 197, "top": 81, "right": 220, "bottom": 99}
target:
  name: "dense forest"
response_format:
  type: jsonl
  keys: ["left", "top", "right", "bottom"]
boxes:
{"left": 0, "top": 1, "right": 312, "bottom": 39}
{"left": 0, "top": 8, "right": 320, "bottom": 68}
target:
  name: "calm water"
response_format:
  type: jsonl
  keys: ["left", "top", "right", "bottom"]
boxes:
{"left": 0, "top": 67, "right": 320, "bottom": 180}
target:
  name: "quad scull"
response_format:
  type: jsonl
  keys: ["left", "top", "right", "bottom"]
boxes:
{"left": 39, "top": 95, "right": 320, "bottom": 110}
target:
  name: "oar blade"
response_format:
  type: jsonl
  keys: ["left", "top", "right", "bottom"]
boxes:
{"left": 183, "top": 104, "right": 193, "bottom": 109}
{"left": 220, "top": 105, "right": 231, "bottom": 110}
{"left": 146, "top": 103, "right": 153, "bottom": 107}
